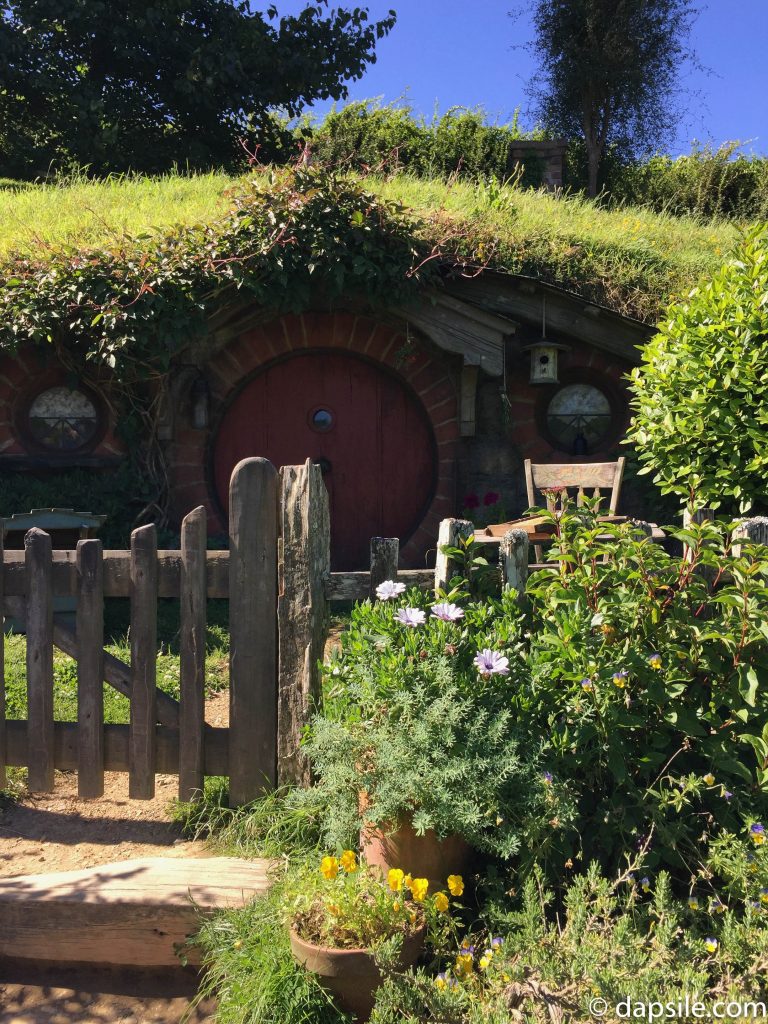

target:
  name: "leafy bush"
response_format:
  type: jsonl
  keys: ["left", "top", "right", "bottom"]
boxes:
{"left": 521, "top": 505, "right": 768, "bottom": 877}
{"left": 608, "top": 143, "right": 768, "bottom": 222}
{"left": 306, "top": 591, "right": 567, "bottom": 859}
{"left": 627, "top": 224, "right": 768, "bottom": 512}
{"left": 305, "top": 101, "right": 549, "bottom": 187}
{"left": 370, "top": 861, "right": 768, "bottom": 1023}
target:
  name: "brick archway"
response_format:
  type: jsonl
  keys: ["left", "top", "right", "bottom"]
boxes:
{"left": 168, "top": 312, "right": 459, "bottom": 567}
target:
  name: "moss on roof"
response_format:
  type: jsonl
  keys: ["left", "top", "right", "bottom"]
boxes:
{"left": 0, "top": 168, "right": 739, "bottom": 324}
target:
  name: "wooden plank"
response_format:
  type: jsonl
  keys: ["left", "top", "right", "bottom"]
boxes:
{"left": 528, "top": 462, "right": 620, "bottom": 490}
{"left": 434, "top": 519, "right": 474, "bottom": 591}
{"left": 76, "top": 539, "right": 104, "bottom": 798}
{"left": 369, "top": 537, "right": 399, "bottom": 600}
{"left": 179, "top": 506, "right": 207, "bottom": 802}
{"left": 25, "top": 528, "right": 54, "bottom": 793}
{"left": 324, "top": 568, "right": 434, "bottom": 601}
{"left": 278, "top": 461, "right": 330, "bottom": 786}
{"left": 0, "top": 530, "right": 4, "bottom": 792}
{"left": 4, "top": 721, "right": 229, "bottom": 775}
{"left": 734, "top": 516, "right": 768, "bottom": 558}
{"left": 0, "top": 549, "right": 230, "bottom": 598}
{"left": 129, "top": 524, "right": 158, "bottom": 800}
{"left": 2, "top": 597, "right": 180, "bottom": 727}
{"left": 0, "top": 856, "right": 271, "bottom": 968}
{"left": 460, "top": 364, "right": 479, "bottom": 437}
{"left": 500, "top": 529, "right": 529, "bottom": 599}
{"left": 229, "top": 458, "right": 279, "bottom": 804}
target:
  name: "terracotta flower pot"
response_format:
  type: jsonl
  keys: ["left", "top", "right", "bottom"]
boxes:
{"left": 360, "top": 814, "right": 471, "bottom": 891}
{"left": 289, "top": 925, "right": 425, "bottom": 1023}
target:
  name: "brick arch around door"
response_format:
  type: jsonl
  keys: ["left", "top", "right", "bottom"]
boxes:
{"left": 168, "top": 313, "right": 460, "bottom": 569}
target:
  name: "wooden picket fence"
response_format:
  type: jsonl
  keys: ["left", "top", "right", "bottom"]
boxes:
{"left": 0, "top": 458, "right": 278, "bottom": 806}
{"left": 0, "top": 456, "right": 530, "bottom": 803}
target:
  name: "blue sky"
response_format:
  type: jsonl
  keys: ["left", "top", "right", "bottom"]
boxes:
{"left": 274, "top": 1, "right": 768, "bottom": 155}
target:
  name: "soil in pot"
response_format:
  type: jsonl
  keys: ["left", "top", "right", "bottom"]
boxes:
{"left": 360, "top": 815, "right": 471, "bottom": 891}
{"left": 289, "top": 925, "right": 425, "bottom": 1023}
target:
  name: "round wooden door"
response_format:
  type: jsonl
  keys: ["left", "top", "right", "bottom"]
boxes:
{"left": 213, "top": 351, "right": 437, "bottom": 569}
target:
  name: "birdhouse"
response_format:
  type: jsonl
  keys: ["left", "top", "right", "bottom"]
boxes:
{"left": 523, "top": 341, "right": 570, "bottom": 384}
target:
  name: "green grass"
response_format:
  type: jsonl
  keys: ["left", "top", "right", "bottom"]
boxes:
{"left": 0, "top": 169, "right": 234, "bottom": 258}
{"left": 2, "top": 626, "right": 229, "bottom": 725}
{"left": 0, "top": 167, "right": 741, "bottom": 322}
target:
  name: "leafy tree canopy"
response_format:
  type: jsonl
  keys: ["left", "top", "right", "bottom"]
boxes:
{"left": 628, "top": 224, "right": 768, "bottom": 514}
{"left": 522, "top": 0, "right": 697, "bottom": 196}
{"left": 0, "top": 1, "right": 395, "bottom": 177}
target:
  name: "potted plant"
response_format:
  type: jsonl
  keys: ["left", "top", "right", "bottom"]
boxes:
{"left": 304, "top": 585, "right": 565, "bottom": 883}
{"left": 286, "top": 850, "right": 456, "bottom": 1022}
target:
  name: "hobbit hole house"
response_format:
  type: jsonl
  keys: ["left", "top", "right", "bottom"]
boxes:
{"left": 0, "top": 275, "right": 650, "bottom": 569}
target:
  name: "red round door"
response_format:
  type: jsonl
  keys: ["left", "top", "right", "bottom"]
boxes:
{"left": 213, "top": 351, "right": 437, "bottom": 569}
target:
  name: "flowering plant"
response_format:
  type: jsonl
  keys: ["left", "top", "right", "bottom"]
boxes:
{"left": 305, "top": 585, "right": 568, "bottom": 858}
{"left": 285, "top": 852, "right": 460, "bottom": 951}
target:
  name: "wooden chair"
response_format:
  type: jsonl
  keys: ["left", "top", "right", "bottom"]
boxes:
{"left": 524, "top": 457, "right": 626, "bottom": 562}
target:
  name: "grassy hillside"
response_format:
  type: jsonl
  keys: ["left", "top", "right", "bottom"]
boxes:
{"left": 0, "top": 169, "right": 740, "bottom": 322}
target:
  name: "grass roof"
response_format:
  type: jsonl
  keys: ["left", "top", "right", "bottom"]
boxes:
{"left": 0, "top": 169, "right": 740, "bottom": 324}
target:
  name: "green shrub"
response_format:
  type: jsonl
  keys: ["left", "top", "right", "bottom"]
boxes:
{"left": 627, "top": 224, "right": 768, "bottom": 513}
{"left": 608, "top": 143, "right": 768, "bottom": 223}
{"left": 305, "top": 587, "right": 571, "bottom": 860}
{"left": 307, "top": 101, "right": 548, "bottom": 187}
{"left": 370, "top": 861, "right": 768, "bottom": 1023}
{"left": 521, "top": 505, "right": 768, "bottom": 877}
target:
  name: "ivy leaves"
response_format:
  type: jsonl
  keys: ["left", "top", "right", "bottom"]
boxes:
{"left": 0, "top": 167, "right": 435, "bottom": 384}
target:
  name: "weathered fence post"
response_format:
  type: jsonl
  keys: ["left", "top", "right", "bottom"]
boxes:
{"left": 129, "top": 523, "right": 158, "bottom": 800}
{"left": 26, "top": 528, "right": 54, "bottom": 793}
{"left": 434, "top": 519, "right": 474, "bottom": 591}
{"left": 733, "top": 516, "right": 768, "bottom": 557}
{"left": 277, "top": 460, "right": 330, "bottom": 787}
{"left": 500, "top": 529, "right": 529, "bottom": 599}
{"left": 0, "top": 530, "right": 5, "bottom": 792}
{"left": 179, "top": 506, "right": 207, "bottom": 802}
{"left": 77, "top": 538, "right": 104, "bottom": 799}
{"left": 229, "top": 458, "right": 279, "bottom": 805}
{"left": 369, "top": 537, "right": 399, "bottom": 599}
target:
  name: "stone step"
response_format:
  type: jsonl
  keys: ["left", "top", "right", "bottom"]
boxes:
{"left": 0, "top": 856, "right": 271, "bottom": 968}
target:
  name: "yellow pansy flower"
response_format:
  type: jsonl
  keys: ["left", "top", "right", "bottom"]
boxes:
{"left": 703, "top": 773, "right": 715, "bottom": 785}
{"left": 434, "top": 891, "right": 450, "bottom": 913}
{"left": 410, "top": 877, "right": 429, "bottom": 902}
{"left": 388, "top": 868, "right": 404, "bottom": 892}
{"left": 479, "top": 954, "right": 491, "bottom": 970}
{"left": 454, "top": 953, "right": 473, "bottom": 977}
{"left": 447, "top": 874, "right": 464, "bottom": 897}
{"left": 404, "top": 873, "right": 413, "bottom": 887}
{"left": 320, "top": 856, "right": 339, "bottom": 880}
{"left": 340, "top": 850, "right": 357, "bottom": 873}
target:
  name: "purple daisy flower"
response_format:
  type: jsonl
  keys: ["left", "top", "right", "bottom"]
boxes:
{"left": 376, "top": 579, "right": 406, "bottom": 601}
{"left": 431, "top": 602, "right": 465, "bottom": 623}
{"left": 474, "top": 648, "right": 510, "bottom": 677}
{"left": 395, "top": 607, "right": 426, "bottom": 627}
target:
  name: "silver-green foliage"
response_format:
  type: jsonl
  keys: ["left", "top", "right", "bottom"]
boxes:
{"left": 628, "top": 224, "right": 768, "bottom": 512}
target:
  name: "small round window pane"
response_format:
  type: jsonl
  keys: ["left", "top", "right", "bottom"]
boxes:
{"left": 547, "top": 384, "right": 611, "bottom": 451}
{"left": 311, "top": 408, "right": 334, "bottom": 433}
{"left": 28, "top": 387, "right": 99, "bottom": 451}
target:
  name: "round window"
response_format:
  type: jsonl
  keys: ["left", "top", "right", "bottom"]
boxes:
{"left": 546, "top": 383, "right": 612, "bottom": 453}
{"left": 309, "top": 408, "right": 334, "bottom": 433}
{"left": 27, "top": 386, "right": 99, "bottom": 451}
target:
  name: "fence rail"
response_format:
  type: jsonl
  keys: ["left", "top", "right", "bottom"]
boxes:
{"left": 0, "top": 458, "right": 278, "bottom": 805}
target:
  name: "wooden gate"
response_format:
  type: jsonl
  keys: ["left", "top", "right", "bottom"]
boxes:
{"left": 0, "top": 458, "right": 278, "bottom": 806}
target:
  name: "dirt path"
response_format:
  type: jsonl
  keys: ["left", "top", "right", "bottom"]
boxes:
{"left": 0, "top": 692, "right": 230, "bottom": 877}
{"left": 0, "top": 692, "right": 233, "bottom": 1022}
{"left": 0, "top": 965, "right": 216, "bottom": 1024}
